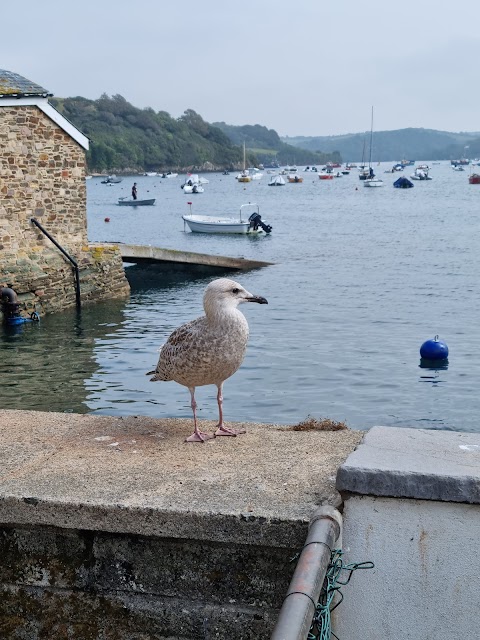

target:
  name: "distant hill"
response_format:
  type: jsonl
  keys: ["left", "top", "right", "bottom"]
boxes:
{"left": 50, "top": 95, "right": 247, "bottom": 173}
{"left": 283, "top": 128, "right": 480, "bottom": 162}
{"left": 49, "top": 93, "right": 480, "bottom": 172}
{"left": 212, "top": 122, "right": 341, "bottom": 165}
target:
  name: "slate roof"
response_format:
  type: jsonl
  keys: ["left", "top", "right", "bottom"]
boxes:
{"left": 0, "top": 69, "right": 52, "bottom": 98}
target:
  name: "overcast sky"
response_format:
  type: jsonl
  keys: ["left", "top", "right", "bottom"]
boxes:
{"left": 3, "top": 1, "right": 479, "bottom": 137}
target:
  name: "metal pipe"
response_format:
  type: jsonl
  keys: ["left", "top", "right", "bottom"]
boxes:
{"left": 271, "top": 506, "right": 342, "bottom": 640}
{"left": 0, "top": 287, "right": 18, "bottom": 304}
{"left": 30, "top": 217, "right": 81, "bottom": 308}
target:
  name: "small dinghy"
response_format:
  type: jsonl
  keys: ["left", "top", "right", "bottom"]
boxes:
{"left": 118, "top": 198, "right": 156, "bottom": 206}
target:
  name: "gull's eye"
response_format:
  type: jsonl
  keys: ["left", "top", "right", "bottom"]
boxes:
{"left": 232, "top": 288, "right": 239, "bottom": 294}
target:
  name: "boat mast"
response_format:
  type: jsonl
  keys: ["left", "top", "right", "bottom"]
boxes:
{"left": 368, "top": 106, "right": 374, "bottom": 169}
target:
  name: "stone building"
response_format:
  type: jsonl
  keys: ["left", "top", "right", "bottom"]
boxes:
{"left": 0, "top": 69, "right": 129, "bottom": 318}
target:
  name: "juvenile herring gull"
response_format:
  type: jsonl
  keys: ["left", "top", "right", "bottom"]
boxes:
{"left": 149, "top": 278, "right": 268, "bottom": 442}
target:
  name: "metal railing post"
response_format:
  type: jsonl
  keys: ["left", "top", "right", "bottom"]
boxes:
{"left": 271, "top": 506, "right": 342, "bottom": 640}
{"left": 30, "top": 218, "right": 81, "bottom": 308}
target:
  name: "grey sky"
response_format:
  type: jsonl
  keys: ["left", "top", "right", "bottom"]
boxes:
{"left": 3, "top": 0, "right": 479, "bottom": 136}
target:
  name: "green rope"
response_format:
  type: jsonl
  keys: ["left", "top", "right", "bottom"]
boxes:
{"left": 307, "top": 549, "right": 374, "bottom": 640}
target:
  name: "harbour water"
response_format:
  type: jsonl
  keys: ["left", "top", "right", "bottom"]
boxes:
{"left": 2, "top": 163, "right": 480, "bottom": 432}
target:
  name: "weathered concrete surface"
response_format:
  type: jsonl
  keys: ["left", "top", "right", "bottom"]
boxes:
{"left": 335, "top": 496, "right": 480, "bottom": 640}
{"left": 335, "top": 427, "right": 480, "bottom": 639}
{"left": 337, "top": 425, "right": 480, "bottom": 503}
{"left": 113, "top": 243, "right": 274, "bottom": 271}
{"left": 0, "top": 409, "right": 362, "bottom": 639}
{"left": 0, "top": 410, "right": 362, "bottom": 545}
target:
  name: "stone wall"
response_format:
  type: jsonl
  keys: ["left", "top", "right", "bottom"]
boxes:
{"left": 0, "top": 105, "right": 129, "bottom": 316}
{"left": 0, "top": 410, "right": 363, "bottom": 639}
{"left": 0, "top": 524, "right": 290, "bottom": 639}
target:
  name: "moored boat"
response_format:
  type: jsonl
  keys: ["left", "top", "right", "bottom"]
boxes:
{"left": 469, "top": 173, "right": 480, "bottom": 184}
{"left": 363, "top": 178, "right": 384, "bottom": 188}
{"left": 101, "top": 175, "right": 122, "bottom": 184}
{"left": 287, "top": 175, "right": 303, "bottom": 183}
{"left": 393, "top": 177, "right": 414, "bottom": 188}
{"left": 182, "top": 202, "right": 272, "bottom": 234}
{"left": 411, "top": 167, "right": 432, "bottom": 180}
{"left": 183, "top": 183, "right": 204, "bottom": 194}
{"left": 181, "top": 174, "right": 204, "bottom": 193}
{"left": 268, "top": 175, "right": 286, "bottom": 186}
{"left": 363, "top": 107, "right": 384, "bottom": 188}
{"left": 118, "top": 198, "right": 156, "bottom": 206}
{"left": 236, "top": 142, "right": 251, "bottom": 182}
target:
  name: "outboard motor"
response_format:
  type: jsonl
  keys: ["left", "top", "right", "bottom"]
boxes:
{"left": 248, "top": 212, "right": 272, "bottom": 234}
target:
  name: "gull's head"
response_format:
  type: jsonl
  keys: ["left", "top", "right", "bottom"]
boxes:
{"left": 203, "top": 278, "right": 268, "bottom": 316}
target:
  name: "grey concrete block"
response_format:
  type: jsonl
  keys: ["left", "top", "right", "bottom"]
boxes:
{"left": 337, "top": 426, "right": 480, "bottom": 503}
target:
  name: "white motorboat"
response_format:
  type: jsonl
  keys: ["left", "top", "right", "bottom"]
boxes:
{"left": 248, "top": 167, "right": 263, "bottom": 180}
{"left": 363, "top": 178, "right": 384, "bottom": 187}
{"left": 182, "top": 203, "right": 272, "bottom": 234}
{"left": 268, "top": 175, "right": 286, "bottom": 186}
{"left": 411, "top": 167, "right": 432, "bottom": 180}
{"left": 101, "top": 174, "right": 122, "bottom": 184}
{"left": 183, "top": 183, "right": 204, "bottom": 194}
{"left": 161, "top": 171, "right": 178, "bottom": 178}
{"left": 181, "top": 174, "right": 204, "bottom": 193}
{"left": 144, "top": 172, "right": 158, "bottom": 177}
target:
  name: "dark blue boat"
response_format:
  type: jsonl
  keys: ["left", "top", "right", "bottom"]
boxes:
{"left": 394, "top": 177, "right": 414, "bottom": 189}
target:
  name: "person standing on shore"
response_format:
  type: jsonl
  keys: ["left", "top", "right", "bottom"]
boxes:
{"left": 132, "top": 182, "right": 138, "bottom": 200}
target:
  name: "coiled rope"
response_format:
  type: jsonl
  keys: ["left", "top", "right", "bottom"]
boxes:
{"left": 307, "top": 549, "right": 374, "bottom": 640}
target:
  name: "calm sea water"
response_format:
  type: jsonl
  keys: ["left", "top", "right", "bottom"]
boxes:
{"left": 2, "top": 163, "right": 480, "bottom": 432}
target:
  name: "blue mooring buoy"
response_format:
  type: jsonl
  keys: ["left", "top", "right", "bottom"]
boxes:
{"left": 420, "top": 335, "right": 449, "bottom": 361}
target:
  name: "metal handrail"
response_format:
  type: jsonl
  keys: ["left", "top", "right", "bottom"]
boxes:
{"left": 30, "top": 218, "right": 81, "bottom": 308}
{"left": 271, "top": 506, "right": 342, "bottom": 640}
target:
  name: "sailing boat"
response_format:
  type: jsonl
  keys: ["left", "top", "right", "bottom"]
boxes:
{"left": 237, "top": 141, "right": 251, "bottom": 183}
{"left": 363, "top": 107, "right": 384, "bottom": 188}
{"left": 358, "top": 136, "right": 369, "bottom": 180}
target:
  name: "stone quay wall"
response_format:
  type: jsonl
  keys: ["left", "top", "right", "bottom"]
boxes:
{"left": 0, "top": 105, "right": 129, "bottom": 316}
{"left": 0, "top": 410, "right": 363, "bottom": 639}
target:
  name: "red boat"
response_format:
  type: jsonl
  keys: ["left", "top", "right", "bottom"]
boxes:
{"left": 469, "top": 173, "right": 480, "bottom": 184}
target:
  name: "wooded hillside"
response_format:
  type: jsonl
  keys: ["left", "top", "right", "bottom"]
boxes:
{"left": 50, "top": 94, "right": 341, "bottom": 172}
{"left": 50, "top": 95, "right": 246, "bottom": 172}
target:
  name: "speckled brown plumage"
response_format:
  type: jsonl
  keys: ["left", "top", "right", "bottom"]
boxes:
{"left": 149, "top": 278, "right": 268, "bottom": 442}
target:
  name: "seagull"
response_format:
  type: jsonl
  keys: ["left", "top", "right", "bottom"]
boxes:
{"left": 148, "top": 278, "right": 268, "bottom": 442}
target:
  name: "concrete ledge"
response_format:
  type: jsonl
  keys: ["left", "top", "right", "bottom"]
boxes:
{"left": 337, "top": 426, "right": 480, "bottom": 503}
{"left": 0, "top": 410, "right": 362, "bottom": 546}
{"left": 110, "top": 243, "right": 274, "bottom": 271}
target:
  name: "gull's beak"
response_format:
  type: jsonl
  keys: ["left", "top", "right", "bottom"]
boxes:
{"left": 245, "top": 295, "right": 268, "bottom": 304}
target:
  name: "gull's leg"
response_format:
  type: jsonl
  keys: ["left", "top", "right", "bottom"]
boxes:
{"left": 185, "top": 387, "right": 214, "bottom": 442}
{"left": 214, "top": 383, "right": 246, "bottom": 437}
